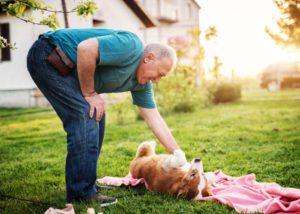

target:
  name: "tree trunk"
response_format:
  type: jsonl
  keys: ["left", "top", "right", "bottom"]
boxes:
{"left": 61, "top": 0, "right": 69, "bottom": 28}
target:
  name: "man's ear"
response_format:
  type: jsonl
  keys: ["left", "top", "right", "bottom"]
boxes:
{"left": 144, "top": 52, "right": 155, "bottom": 63}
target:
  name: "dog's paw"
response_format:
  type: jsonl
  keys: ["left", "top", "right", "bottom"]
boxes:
{"left": 172, "top": 150, "right": 187, "bottom": 167}
{"left": 205, "top": 172, "right": 215, "bottom": 184}
{"left": 181, "top": 162, "right": 191, "bottom": 172}
{"left": 161, "top": 150, "right": 187, "bottom": 172}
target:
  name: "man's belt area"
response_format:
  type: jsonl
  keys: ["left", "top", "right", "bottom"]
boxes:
{"left": 39, "top": 35, "right": 75, "bottom": 77}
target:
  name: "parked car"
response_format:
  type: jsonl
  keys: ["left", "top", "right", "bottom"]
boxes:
{"left": 260, "top": 62, "right": 300, "bottom": 90}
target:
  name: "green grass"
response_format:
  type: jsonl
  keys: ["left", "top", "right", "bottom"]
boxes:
{"left": 0, "top": 89, "right": 299, "bottom": 214}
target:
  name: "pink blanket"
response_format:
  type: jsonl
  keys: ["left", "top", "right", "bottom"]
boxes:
{"left": 97, "top": 170, "right": 300, "bottom": 214}
{"left": 44, "top": 204, "right": 102, "bottom": 214}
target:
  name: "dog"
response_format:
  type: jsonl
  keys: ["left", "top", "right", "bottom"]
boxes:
{"left": 130, "top": 141, "right": 215, "bottom": 200}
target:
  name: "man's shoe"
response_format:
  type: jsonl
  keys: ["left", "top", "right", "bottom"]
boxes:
{"left": 88, "top": 193, "right": 118, "bottom": 207}
{"left": 95, "top": 183, "right": 114, "bottom": 191}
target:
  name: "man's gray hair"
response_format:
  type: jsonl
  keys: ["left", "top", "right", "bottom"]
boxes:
{"left": 145, "top": 43, "right": 177, "bottom": 71}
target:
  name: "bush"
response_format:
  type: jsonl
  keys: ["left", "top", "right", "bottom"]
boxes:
{"left": 207, "top": 82, "right": 241, "bottom": 104}
{"left": 154, "top": 65, "right": 202, "bottom": 115}
{"left": 107, "top": 93, "right": 136, "bottom": 124}
{"left": 108, "top": 65, "right": 203, "bottom": 121}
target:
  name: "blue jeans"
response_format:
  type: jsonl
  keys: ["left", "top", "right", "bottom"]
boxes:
{"left": 27, "top": 38, "right": 105, "bottom": 202}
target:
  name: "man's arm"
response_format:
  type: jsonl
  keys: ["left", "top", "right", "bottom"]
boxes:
{"left": 77, "top": 38, "right": 105, "bottom": 121}
{"left": 138, "top": 107, "right": 180, "bottom": 154}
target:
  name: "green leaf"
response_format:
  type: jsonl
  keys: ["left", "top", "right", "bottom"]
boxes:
{"left": 18, "top": 4, "right": 26, "bottom": 15}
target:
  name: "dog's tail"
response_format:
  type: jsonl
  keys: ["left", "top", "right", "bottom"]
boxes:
{"left": 135, "top": 141, "right": 156, "bottom": 158}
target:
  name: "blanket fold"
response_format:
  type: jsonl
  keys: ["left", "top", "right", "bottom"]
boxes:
{"left": 97, "top": 170, "right": 300, "bottom": 214}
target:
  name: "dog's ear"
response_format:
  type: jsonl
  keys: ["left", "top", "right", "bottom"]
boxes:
{"left": 177, "top": 185, "right": 187, "bottom": 198}
{"left": 177, "top": 189, "right": 185, "bottom": 198}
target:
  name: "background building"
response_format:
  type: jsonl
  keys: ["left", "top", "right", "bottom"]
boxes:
{"left": 0, "top": 0, "right": 200, "bottom": 107}
{"left": 138, "top": 0, "right": 200, "bottom": 43}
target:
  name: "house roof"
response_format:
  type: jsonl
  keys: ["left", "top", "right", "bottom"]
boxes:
{"left": 123, "top": 0, "right": 157, "bottom": 28}
{"left": 192, "top": 0, "right": 201, "bottom": 9}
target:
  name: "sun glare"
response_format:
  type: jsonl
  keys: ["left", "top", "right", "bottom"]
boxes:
{"left": 197, "top": 0, "right": 299, "bottom": 77}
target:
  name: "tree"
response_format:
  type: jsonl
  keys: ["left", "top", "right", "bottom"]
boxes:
{"left": 188, "top": 26, "right": 217, "bottom": 86}
{"left": 265, "top": 0, "right": 300, "bottom": 50}
{"left": 167, "top": 35, "right": 190, "bottom": 65}
{"left": 209, "top": 55, "right": 222, "bottom": 82}
{"left": 204, "top": 26, "right": 217, "bottom": 41}
{"left": 0, "top": 0, "right": 98, "bottom": 48}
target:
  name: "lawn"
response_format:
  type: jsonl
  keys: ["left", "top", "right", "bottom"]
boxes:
{"left": 0, "top": 89, "right": 299, "bottom": 214}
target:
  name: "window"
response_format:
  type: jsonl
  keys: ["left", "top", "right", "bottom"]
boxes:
{"left": 0, "top": 23, "right": 11, "bottom": 62}
{"left": 185, "top": 2, "right": 192, "bottom": 19}
{"left": 158, "top": 0, "right": 178, "bottom": 22}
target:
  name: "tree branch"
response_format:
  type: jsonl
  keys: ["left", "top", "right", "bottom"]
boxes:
{"left": 3, "top": 6, "right": 48, "bottom": 26}
{"left": 15, "top": 0, "right": 77, "bottom": 14}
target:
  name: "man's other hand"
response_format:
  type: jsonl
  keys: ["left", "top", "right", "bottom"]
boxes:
{"left": 84, "top": 93, "right": 106, "bottom": 121}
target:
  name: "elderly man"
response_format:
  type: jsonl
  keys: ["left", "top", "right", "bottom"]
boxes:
{"left": 27, "top": 28, "right": 180, "bottom": 205}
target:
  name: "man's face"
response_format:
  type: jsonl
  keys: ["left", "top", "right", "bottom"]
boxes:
{"left": 136, "top": 52, "right": 173, "bottom": 85}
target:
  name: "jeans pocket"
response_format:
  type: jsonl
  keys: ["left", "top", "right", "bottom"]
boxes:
{"left": 27, "top": 39, "right": 55, "bottom": 83}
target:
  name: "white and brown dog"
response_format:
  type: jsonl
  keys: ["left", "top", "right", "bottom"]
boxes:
{"left": 130, "top": 141, "right": 215, "bottom": 200}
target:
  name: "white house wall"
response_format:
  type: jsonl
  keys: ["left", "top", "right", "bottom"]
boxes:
{"left": 141, "top": 0, "right": 200, "bottom": 44}
{"left": 0, "top": 0, "right": 200, "bottom": 107}
{"left": 93, "top": 0, "right": 145, "bottom": 39}
{"left": 0, "top": 0, "right": 147, "bottom": 107}
{"left": 0, "top": 14, "right": 36, "bottom": 90}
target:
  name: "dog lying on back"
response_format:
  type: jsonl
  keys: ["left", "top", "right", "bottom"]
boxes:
{"left": 130, "top": 141, "right": 215, "bottom": 199}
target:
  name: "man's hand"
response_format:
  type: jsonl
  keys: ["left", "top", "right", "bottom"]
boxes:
{"left": 84, "top": 93, "right": 106, "bottom": 121}
{"left": 138, "top": 107, "right": 180, "bottom": 154}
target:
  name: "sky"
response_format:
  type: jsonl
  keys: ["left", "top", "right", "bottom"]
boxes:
{"left": 197, "top": 0, "right": 299, "bottom": 77}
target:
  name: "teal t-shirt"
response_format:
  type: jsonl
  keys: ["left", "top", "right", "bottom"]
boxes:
{"left": 43, "top": 28, "right": 156, "bottom": 109}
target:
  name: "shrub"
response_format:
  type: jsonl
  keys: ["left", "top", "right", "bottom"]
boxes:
{"left": 107, "top": 93, "right": 135, "bottom": 124}
{"left": 154, "top": 65, "right": 202, "bottom": 115}
{"left": 207, "top": 82, "right": 241, "bottom": 104}
{"left": 108, "top": 65, "right": 203, "bottom": 121}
